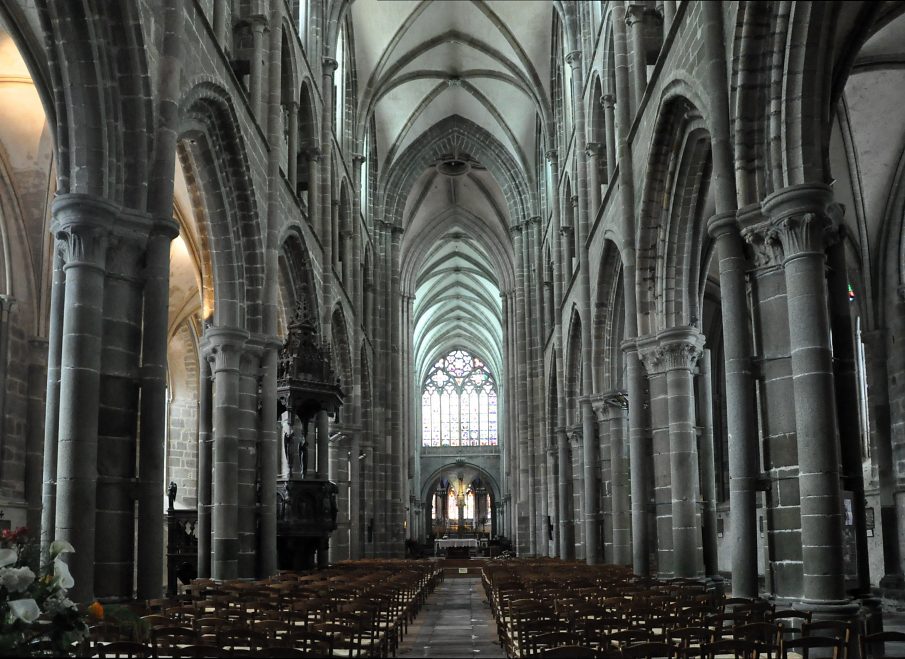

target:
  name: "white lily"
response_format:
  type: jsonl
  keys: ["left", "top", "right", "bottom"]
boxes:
{"left": 52, "top": 558, "right": 75, "bottom": 589}
{"left": 8, "top": 598, "right": 41, "bottom": 623}
{"left": 0, "top": 547, "right": 17, "bottom": 568}
{"left": 49, "top": 540, "right": 75, "bottom": 559}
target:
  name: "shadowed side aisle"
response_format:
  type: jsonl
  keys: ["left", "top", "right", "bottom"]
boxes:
{"left": 397, "top": 577, "right": 505, "bottom": 658}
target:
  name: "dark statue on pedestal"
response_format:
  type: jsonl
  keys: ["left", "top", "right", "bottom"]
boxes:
{"left": 275, "top": 299, "right": 344, "bottom": 570}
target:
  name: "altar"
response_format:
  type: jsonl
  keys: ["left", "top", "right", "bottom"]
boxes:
{"left": 434, "top": 537, "right": 479, "bottom": 556}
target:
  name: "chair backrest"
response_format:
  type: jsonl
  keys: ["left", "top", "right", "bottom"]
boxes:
{"left": 699, "top": 638, "right": 763, "bottom": 659}
{"left": 666, "top": 626, "right": 714, "bottom": 648}
{"left": 525, "top": 631, "right": 580, "bottom": 655}
{"left": 609, "top": 629, "right": 654, "bottom": 647}
{"left": 781, "top": 634, "right": 844, "bottom": 659}
{"left": 620, "top": 641, "right": 680, "bottom": 658}
{"left": 540, "top": 645, "right": 601, "bottom": 658}
{"left": 861, "top": 630, "right": 905, "bottom": 659}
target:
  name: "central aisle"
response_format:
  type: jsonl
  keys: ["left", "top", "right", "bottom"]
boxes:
{"left": 398, "top": 577, "right": 506, "bottom": 657}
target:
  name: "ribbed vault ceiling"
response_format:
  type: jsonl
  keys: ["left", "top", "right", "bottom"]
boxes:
{"left": 352, "top": 0, "right": 551, "bottom": 382}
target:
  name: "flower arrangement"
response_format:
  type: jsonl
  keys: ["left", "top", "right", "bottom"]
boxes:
{"left": 0, "top": 527, "right": 88, "bottom": 657}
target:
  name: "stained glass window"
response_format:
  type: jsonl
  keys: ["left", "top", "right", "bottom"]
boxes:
{"left": 421, "top": 349, "right": 498, "bottom": 447}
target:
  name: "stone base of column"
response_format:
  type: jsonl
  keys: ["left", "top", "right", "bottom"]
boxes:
{"left": 792, "top": 599, "right": 860, "bottom": 623}
{"left": 879, "top": 573, "right": 905, "bottom": 591}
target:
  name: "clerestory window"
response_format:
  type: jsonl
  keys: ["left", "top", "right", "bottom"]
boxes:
{"left": 421, "top": 349, "right": 498, "bottom": 447}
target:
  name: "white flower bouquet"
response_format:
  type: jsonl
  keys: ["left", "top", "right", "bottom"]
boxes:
{"left": 0, "top": 528, "right": 88, "bottom": 656}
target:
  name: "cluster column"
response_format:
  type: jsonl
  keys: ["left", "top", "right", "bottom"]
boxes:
{"left": 660, "top": 328, "right": 705, "bottom": 579}
{"left": 762, "top": 184, "right": 851, "bottom": 608}
{"left": 204, "top": 326, "right": 249, "bottom": 580}
{"left": 51, "top": 194, "right": 114, "bottom": 603}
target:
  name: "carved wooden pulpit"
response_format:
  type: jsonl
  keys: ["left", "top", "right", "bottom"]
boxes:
{"left": 275, "top": 300, "right": 343, "bottom": 569}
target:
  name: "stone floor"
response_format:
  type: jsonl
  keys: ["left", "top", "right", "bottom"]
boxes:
{"left": 397, "top": 577, "right": 505, "bottom": 658}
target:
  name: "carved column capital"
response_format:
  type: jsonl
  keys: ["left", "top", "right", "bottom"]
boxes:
{"left": 322, "top": 57, "right": 338, "bottom": 77}
{"left": 601, "top": 93, "right": 616, "bottom": 109}
{"left": 565, "top": 50, "right": 582, "bottom": 69}
{"left": 657, "top": 339, "right": 704, "bottom": 373}
{"left": 545, "top": 149, "right": 558, "bottom": 163}
{"left": 204, "top": 327, "right": 249, "bottom": 373}
{"left": 740, "top": 221, "right": 784, "bottom": 270}
{"left": 585, "top": 142, "right": 603, "bottom": 159}
{"left": 762, "top": 183, "right": 836, "bottom": 261}
{"left": 625, "top": 4, "right": 647, "bottom": 26}
{"left": 559, "top": 225, "right": 573, "bottom": 237}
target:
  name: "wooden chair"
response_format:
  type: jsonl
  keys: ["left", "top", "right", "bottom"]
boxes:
{"left": 780, "top": 635, "right": 844, "bottom": 659}
{"left": 166, "top": 646, "right": 231, "bottom": 659}
{"left": 609, "top": 630, "right": 654, "bottom": 648}
{"left": 665, "top": 626, "right": 715, "bottom": 651}
{"left": 695, "top": 638, "right": 762, "bottom": 659}
{"left": 150, "top": 626, "right": 197, "bottom": 657}
{"left": 540, "top": 645, "right": 603, "bottom": 658}
{"left": 524, "top": 631, "right": 582, "bottom": 657}
{"left": 91, "top": 641, "right": 153, "bottom": 658}
{"left": 801, "top": 621, "right": 853, "bottom": 659}
{"left": 861, "top": 631, "right": 905, "bottom": 659}
{"left": 620, "top": 641, "right": 680, "bottom": 658}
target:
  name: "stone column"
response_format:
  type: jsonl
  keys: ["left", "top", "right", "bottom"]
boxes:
{"left": 557, "top": 428, "right": 574, "bottom": 559}
{"left": 625, "top": 342, "right": 651, "bottom": 575}
{"left": 316, "top": 410, "right": 330, "bottom": 479}
{"left": 762, "top": 184, "right": 849, "bottom": 607}
{"left": 342, "top": 230, "right": 353, "bottom": 289}
{"left": 640, "top": 341, "right": 673, "bottom": 578}
{"left": 660, "top": 329, "right": 705, "bottom": 579}
{"left": 250, "top": 17, "right": 267, "bottom": 119}
{"left": 0, "top": 296, "right": 12, "bottom": 442}
{"left": 662, "top": 0, "right": 676, "bottom": 33}
{"left": 559, "top": 226, "right": 573, "bottom": 285}
{"left": 206, "top": 326, "right": 248, "bottom": 580}
{"left": 237, "top": 345, "right": 261, "bottom": 577}
{"left": 97, "top": 230, "right": 146, "bottom": 600}
{"left": 625, "top": 4, "right": 648, "bottom": 112}
{"left": 136, "top": 219, "right": 178, "bottom": 600}
{"left": 307, "top": 149, "right": 321, "bottom": 228}
{"left": 331, "top": 199, "right": 340, "bottom": 277}
{"left": 41, "top": 246, "right": 64, "bottom": 554}
{"left": 581, "top": 403, "right": 600, "bottom": 564}
{"left": 862, "top": 329, "right": 903, "bottom": 587}
{"left": 709, "top": 211, "right": 759, "bottom": 596}
{"left": 585, "top": 142, "right": 602, "bottom": 214}
{"left": 52, "top": 193, "right": 114, "bottom": 603}
{"left": 601, "top": 95, "right": 617, "bottom": 183}
{"left": 212, "top": 0, "right": 228, "bottom": 47}
{"left": 570, "top": 427, "right": 585, "bottom": 558}
{"left": 697, "top": 349, "right": 720, "bottom": 581}
{"left": 593, "top": 400, "right": 613, "bottom": 563}
{"left": 606, "top": 395, "right": 632, "bottom": 565}
{"left": 287, "top": 101, "right": 299, "bottom": 191}
{"left": 349, "top": 431, "right": 361, "bottom": 558}
{"left": 546, "top": 445, "right": 559, "bottom": 555}
{"left": 25, "top": 339, "right": 48, "bottom": 533}
{"left": 196, "top": 354, "right": 213, "bottom": 579}
{"left": 741, "top": 208, "right": 799, "bottom": 599}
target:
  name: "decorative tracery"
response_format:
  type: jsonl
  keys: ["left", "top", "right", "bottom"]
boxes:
{"left": 421, "top": 349, "right": 498, "bottom": 447}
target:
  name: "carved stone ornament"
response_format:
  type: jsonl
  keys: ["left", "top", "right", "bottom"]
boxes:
{"left": 276, "top": 299, "right": 344, "bottom": 424}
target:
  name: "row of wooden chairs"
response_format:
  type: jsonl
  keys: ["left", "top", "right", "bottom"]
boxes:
{"left": 481, "top": 561, "right": 904, "bottom": 659}
{"left": 80, "top": 560, "right": 443, "bottom": 658}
